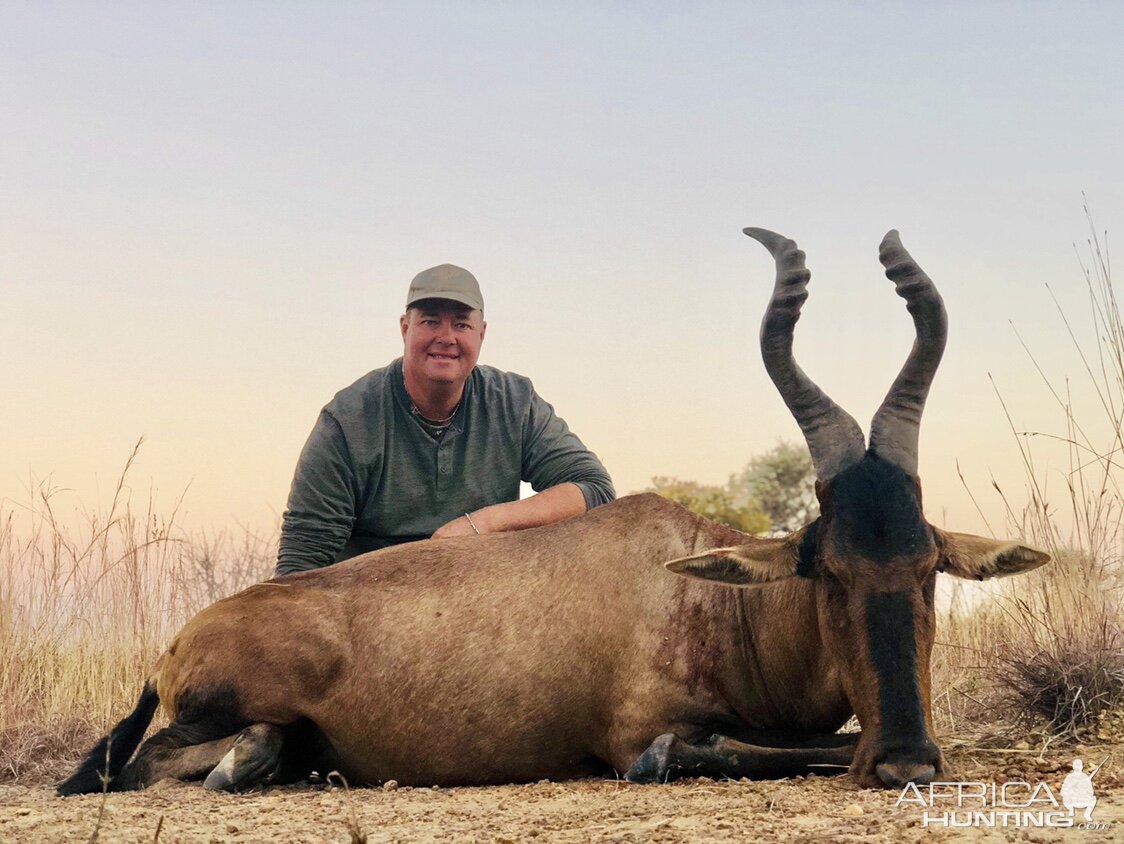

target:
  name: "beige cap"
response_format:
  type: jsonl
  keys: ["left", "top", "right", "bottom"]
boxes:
{"left": 405, "top": 264, "right": 484, "bottom": 311}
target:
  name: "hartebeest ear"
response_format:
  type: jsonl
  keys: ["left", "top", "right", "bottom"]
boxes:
{"left": 934, "top": 529, "right": 1050, "bottom": 580}
{"left": 664, "top": 537, "right": 800, "bottom": 587}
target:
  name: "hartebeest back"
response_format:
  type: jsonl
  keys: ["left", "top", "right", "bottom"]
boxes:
{"left": 59, "top": 229, "right": 1048, "bottom": 795}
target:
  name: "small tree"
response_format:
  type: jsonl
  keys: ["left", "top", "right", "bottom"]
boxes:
{"left": 729, "top": 440, "right": 817, "bottom": 534}
{"left": 647, "top": 476, "right": 770, "bottom": 535}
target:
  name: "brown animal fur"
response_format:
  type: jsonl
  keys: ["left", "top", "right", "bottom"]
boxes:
{"left": 58, "top": 229, "right": 1049, "bottom": 796}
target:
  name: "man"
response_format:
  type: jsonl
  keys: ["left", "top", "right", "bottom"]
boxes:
{"left": 275, "top": 264, "right": 615, "bottom": 576}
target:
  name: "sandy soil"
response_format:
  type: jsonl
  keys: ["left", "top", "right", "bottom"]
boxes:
{"left": 2, "top": 743, "right": 1121, "bottom": 843}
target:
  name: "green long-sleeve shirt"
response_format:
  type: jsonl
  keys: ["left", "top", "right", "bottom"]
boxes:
{"left": 276, "top": 358, "right": 615, "bottom": 575}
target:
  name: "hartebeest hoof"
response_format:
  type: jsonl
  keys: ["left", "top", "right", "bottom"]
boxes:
{"left": 202, "top": 724, "right": 284, "bottom": 792}
{"left": 625, "top": 733, "right": 681, "bottom": 783}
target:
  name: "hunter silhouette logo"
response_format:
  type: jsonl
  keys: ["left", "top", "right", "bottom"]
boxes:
{"left": 895, "top": 757, "right": 1112, "bottom": 830}
{"left": 1061, "top": 758, "right": 1101, "bottom": 822}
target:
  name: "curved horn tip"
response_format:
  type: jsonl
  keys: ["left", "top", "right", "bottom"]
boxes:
{"left": 743, "top": 227, "right": 793, "bottom": 255}
{"left": 880, "top": 229, "right": 902, "bottom": 248}
{"left": 878, "top": 229, "right": 915, "bottom": 269}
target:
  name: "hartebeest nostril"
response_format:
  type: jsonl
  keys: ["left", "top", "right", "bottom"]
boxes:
{"left": 876, "top": 760, "right": 936, "bottom": 789}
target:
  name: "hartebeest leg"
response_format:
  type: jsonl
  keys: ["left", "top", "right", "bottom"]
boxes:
{"left": 117, "top": 729, "right": 238, "bottom": 789}
{"left": 203, "top": 723, "right": 285, "bottom": 791}
{"left": 625, "top": 733, "right": 853, "bottom": 784}
{"left": 729, "top": 729, "right": 861, "bottom": 750}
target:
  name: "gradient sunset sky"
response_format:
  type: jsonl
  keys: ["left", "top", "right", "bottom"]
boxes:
{"left": 3, "top": 2, "right": 1123, "bottom": 541}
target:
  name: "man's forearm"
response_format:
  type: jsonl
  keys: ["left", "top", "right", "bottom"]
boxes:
{"left": 470, "top": 482, "right": 587, "bottom": 534}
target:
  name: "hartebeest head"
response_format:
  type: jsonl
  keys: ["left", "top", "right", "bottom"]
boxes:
{"left": 667, "top": 229, "right": 1049, "bottom": 789}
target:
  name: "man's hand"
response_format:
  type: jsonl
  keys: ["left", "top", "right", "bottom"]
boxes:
{"left": 432, "top": 513, "right": 482, "bottom": 539}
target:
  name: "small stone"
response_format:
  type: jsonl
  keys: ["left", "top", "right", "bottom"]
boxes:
{"left": 382, "top": 780, "right": 399, "bottom": 792}
{"left": 432, "top": 784, "right": 441, "bottom": 791}
{"left": 844, "top": 804, "right": 863, "bottom": 817}
{"left": 226, "top": 825, "right": 239, "bottom": 834}
{"left": 1014, "top": 740, "right": 1030, "bottom": 751}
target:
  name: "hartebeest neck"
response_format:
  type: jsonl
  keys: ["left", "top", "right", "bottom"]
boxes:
{"left": 726, "top": 574, "right": 851, "bottom": 732}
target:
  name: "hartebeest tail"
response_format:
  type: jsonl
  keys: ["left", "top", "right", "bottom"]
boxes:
{"left": 56, "top": 683, "right": 160, "bottom": 795}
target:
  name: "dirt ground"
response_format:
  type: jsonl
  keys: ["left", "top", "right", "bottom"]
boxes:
{"left": 2, "top": 742, "right": 1121, "bottom": 844}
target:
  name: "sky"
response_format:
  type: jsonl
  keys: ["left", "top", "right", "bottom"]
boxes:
{"left": 3, "top": 1, "right": 1123, "bottom": 543}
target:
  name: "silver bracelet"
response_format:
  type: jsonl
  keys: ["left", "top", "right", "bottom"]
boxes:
{"left": 464, "top": 512, "right": 480, "bottom": 535}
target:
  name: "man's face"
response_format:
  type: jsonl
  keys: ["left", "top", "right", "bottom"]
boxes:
{"left": 400, "top": 300, "right": 486, "bottom": 387}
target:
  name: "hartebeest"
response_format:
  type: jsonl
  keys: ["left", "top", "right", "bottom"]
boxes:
{"left": 59, "top": 229, "right": 1047, "bottom": 796}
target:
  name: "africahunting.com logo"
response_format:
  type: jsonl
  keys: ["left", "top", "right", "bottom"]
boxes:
{"left": 895, "top": 758, "right": 1112, "bottom": 830}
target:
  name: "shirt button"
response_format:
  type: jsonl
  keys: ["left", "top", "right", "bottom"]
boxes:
{"left": 440, "top": 466, "right": 448, "bottom": 474}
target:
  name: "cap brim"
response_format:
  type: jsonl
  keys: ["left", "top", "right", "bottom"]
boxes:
{"left": 406, "top": 290, "right": 484, "bottom": 310}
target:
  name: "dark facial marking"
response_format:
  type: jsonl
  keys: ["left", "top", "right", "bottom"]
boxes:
{"left": 865, "top": 592, "right": 928, "bottom": 746}
{"left": 829, "top": 452, "right": 931, "bottom": 565}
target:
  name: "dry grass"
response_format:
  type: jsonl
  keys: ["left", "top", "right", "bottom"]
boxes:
{"left": 0, "top": 439, "right": 276, "bottom": 782}
{"left": 934, "top": 548, "right": 1124, "bottom": 739}
{"left": 2, "top": 212, "right": 1121, "bottom": 787}
{"left": 934, "top": 203, "right": 1124, "bottom": 741}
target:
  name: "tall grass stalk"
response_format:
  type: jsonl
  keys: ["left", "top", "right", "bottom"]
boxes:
{"left": 0, "top": 439, "right": 276, "bottom": 781}
{"left": 938, "top": 204, "right": 1124, "bottom": 738}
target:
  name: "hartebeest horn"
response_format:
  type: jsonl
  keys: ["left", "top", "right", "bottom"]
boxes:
{"left": 868, "top": 230, "right": 948, "bottom": 476}
{"left": 745, "top": 227, "right": 866, "bottom": 480}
